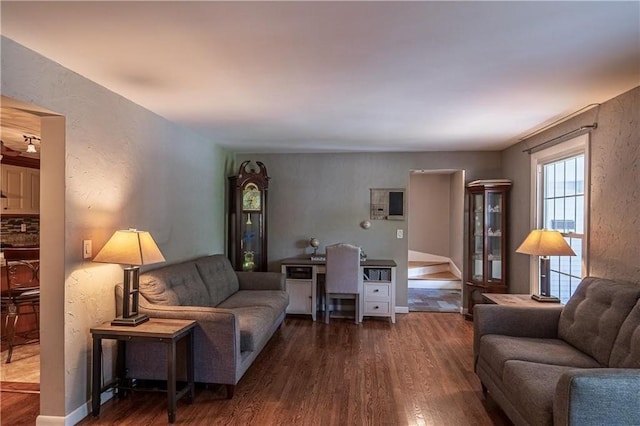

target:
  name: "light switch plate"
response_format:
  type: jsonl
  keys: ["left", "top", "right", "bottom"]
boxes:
{"left": 396, "top": 229, "right": 403, "bottom": 239}
{"left": 83, "top": 240, "right": 92, "bottom": 259}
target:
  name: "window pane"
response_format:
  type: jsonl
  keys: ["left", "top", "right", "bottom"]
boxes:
{"left": 575, "top": 195, "right": 584, "bottom": 233}
{"left": 554, "top": 162, "right": 566, "bottom": 198}
{"left": 544, "top": 199, "right": 554, "bottom": 229}
{"left": 565, "top": 157, "right": 576, "bottom": 196}
{"left": 545, "top": 165, "right": 555, "bottom": 198}
{"left": 576, "top": 155, "right": 585, "bottom": 194}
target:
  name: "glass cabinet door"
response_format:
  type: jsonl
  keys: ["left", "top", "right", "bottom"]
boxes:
{"left": 472, "top": 193, "right": 484, "bottom": 282}
{"left": 241, "top": 212, "right": 263, "bottom": 271}
{"left": 486, "top": 191, "right": 503, "bottom": 282}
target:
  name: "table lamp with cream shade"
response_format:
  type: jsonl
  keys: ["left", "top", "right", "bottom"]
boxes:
{"left": 516, "top": 229, "right": 576, "bottom": 303}
{"left": 93, "top": 229, "right": 165, "bottom": 326}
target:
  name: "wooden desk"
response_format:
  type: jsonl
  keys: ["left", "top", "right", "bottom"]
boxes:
{"left": 483, "top": 293, "right": 563, "bottom": 307}
{"left": 90, "top": 318, "right": 196, "bottom": 423}
{"left": 281, "top": 258, "right": 397, "bottom": 323}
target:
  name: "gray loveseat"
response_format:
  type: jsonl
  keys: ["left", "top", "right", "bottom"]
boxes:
{"left": 116, "top": 254, "right": 288, "bottom": 398}
{"left": 474, "top": 277, "right": 640, "bottom": 425}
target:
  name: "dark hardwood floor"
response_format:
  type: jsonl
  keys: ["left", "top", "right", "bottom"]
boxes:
{"left": 3, "top": 313, "right": 511, "bottom": 425}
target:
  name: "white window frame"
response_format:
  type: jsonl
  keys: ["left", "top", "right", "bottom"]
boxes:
{"left": 529, "top": 133, "right": 589, "bottom": 295}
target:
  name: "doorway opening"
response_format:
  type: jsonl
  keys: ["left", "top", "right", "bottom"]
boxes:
{"left": 1, "top": 97, "right": 65, "bottom": 424}
{"left": 1, "top": 102, "right": 42, "bottom": 390}
{"left": 407, "top": 169, "right": 465, "bottom": 313}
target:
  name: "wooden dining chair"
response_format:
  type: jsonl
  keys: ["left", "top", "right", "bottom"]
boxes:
{"left": 1, "top": 248, "right": 40, "bottom": 363}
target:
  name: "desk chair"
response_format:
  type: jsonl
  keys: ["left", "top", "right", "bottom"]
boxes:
{"left": 1, "top": 248, "right": 40, "bottom": 363}
{"left": 325, "top": 243, "right": 361, "bottom": 324}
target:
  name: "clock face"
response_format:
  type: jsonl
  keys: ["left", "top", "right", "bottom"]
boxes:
{"left": 242, "top": 183, "right": 261, "bottom": 211}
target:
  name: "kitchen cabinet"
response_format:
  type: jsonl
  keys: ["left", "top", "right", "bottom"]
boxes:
{"left": 1, "top": 164, "right": 40, "bottom": 214}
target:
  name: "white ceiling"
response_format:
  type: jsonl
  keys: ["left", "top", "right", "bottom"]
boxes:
{"left": 1, "top": 1, "right": 638, "bottom": 153}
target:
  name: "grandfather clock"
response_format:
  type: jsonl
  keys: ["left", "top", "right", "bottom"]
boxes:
{"left": 228, "top": 161, "right": 269, "bottom": 272}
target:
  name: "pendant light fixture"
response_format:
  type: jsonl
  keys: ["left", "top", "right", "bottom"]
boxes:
{"left": 23, "top": 135, "right": 40, "bottom": 153}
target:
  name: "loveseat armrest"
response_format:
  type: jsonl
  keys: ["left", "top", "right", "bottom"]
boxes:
{"left": 236, "top": 271, "right": 285, "bottom": 291}
{"left": 554, "top": 368, "right": 640, "bottom": 426}
{"left": 474, "top": 304, "right": 563, "bottom": 364}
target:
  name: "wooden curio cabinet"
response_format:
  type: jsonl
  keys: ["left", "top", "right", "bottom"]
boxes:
{"left": 465, "top": 179, "right": 511, "bottom": 320}
{"left": 228, "top": 161, "right": 269, "bottom": 272}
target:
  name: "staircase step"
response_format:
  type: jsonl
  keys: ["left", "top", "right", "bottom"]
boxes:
{"left": 408, "top": 261, "right": 448, "bottom": 268}
{"left": 408, "top": 261, "right": 450, "bottom": 277}
{"left": 408, "top": 279, "right": 462, "bottom": 290}
{"left": 409, "top": 271, "right": 460, "bottom": 281}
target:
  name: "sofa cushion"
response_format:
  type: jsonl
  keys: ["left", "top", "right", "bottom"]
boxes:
{"left": 609, "top": 299, "right": 640, "bottom": 368}
{"left": 139, "top": 261, "right": 209, "bottom": 306}
{"left": 479, "top": 335, "right": 599, "bottom": 378}
{"left": 502, "top": 360, "right": 577, "bottom": 426}
{"left": 558, "top": 277, "right": 640, "bottom": 366}
{"left": 195, "top": 255, "right": 240, "bottom": 306}
{"left": 217, "top": 290, "right": 289, "bottom": 315}
{"left": 229, "top": 306, "right": 278, "bottom": 352}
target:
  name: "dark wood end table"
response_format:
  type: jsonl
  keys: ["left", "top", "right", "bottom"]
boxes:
{"left": 90, "top": 318, "right": 196, "bottom": 423}
{"left": 482, "top": 293, "right": 563, "bottom": 307}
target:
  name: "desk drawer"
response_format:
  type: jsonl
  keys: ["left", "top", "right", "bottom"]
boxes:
{"left": 365, "top": 283, "right": 390, "bottom": 299}
{"left": 364, "top": 301, "right": 390, "bottom": 315}
{"left": 285, "top": 266, "right": 312, "bottom": 280}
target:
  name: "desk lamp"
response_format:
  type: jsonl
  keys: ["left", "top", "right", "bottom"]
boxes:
{"left": 93, "top": 229, "right": 165, "bottom": 326}
{"left": 516, "top": 229, "right": 576, "bottom": 302}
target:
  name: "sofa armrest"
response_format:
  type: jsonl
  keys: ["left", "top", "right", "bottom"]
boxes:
{"left": 139, "top": 303, "right": 236, "bottom": 325}
{"left": 236, "top": 271, "right": 285, "bottom": 291}
{"left": 473, "top": 304, "right": 563, "bottom": 365}
{"left": 554, "top": 368, "right": 640, "bottom": 426}
{"left": 140, "top": 303, "right": 241, "bottom": 365}
{"left": 139, "top": 304, "right": 239, "bottom": 343}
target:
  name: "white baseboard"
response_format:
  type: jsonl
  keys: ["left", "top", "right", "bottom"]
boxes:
{"left": 36, "top": 416, "right": 65, "bottom": 426}
{"left": 395, "top": 306, "right": 409, "bottom": 314}
{"left": 37, "top": 388, "right": 115, "bottom": 426}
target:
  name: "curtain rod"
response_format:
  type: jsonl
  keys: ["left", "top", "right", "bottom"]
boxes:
{"left": 519, "top": 103, "right": 600, "bottom": 142}
{"left": 520, "top": 103, "right": 601, "bottom": 154}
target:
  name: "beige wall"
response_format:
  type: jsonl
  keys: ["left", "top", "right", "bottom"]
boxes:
{"left": 235, "top": 152, "right": 502, "bottom": 308}
{"left": 408, "top": 173, "right": 452, "bottom": 257}
{"left": 1, "top": 37, "right": 229, "bottom": 422}
{"left": 502, "top": 86, "right": 640, "bottom": 292}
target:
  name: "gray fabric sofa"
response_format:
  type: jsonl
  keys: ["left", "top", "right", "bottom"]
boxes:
{"left": 116, "top": 254, "right": 288, "bottom": 398}
{"left": 474, "top": 277, "right": 640, "bottom": 426}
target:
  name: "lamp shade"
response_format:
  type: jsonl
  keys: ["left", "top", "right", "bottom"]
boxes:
{"left": 516, "top": 229, "right": 576, "bottom": 256}
{"left": 93, "top": 229, "right": 165, "bottom": 266}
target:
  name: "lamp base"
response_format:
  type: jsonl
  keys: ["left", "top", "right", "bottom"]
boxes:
{"left": 111, "top": 314, "right": 149, "bottom": 327}
{"left": 531, "top": 294, "right": 561, "bottom": 303}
